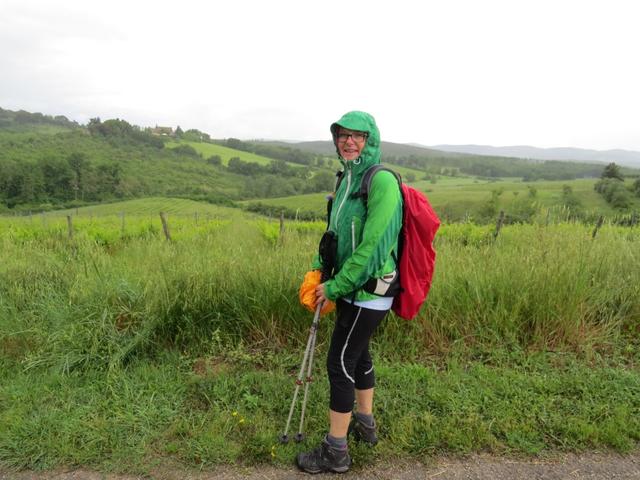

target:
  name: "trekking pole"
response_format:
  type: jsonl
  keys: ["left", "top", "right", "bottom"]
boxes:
{"left": 295, "top": 301, "right": 322, "bottom": 442}
{"left": 280, "top": 302, "right": 323, "bottom": 444}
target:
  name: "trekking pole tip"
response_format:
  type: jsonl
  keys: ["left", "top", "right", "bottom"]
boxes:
{"left": 294, "top": 433, "right": 305, "bottom": 443}
{"left": 279, "top": 434, "right": 289, "bottom": 444}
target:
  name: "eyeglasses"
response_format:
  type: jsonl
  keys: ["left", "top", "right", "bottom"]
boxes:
{"left": 337, "top": 131, "right": 368, "bottom": 143}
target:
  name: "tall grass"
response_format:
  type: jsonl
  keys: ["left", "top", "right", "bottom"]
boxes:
{"left": 1, "top": 214, "right": 639, "bottom": 471}
{"left": 1, "top": 214, "right": 638, "bottom": 373}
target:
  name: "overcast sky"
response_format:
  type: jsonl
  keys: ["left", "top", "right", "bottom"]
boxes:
{"left": 1, "top": 0, "right": 639, "bottom": 151}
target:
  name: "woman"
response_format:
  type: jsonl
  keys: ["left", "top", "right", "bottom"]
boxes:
{"left": 297, "top": 111, "right": 402, "bottom": 474}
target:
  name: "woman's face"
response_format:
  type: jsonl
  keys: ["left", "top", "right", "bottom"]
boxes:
{"left": 336, "top": 128, "right": 368, "bottom": 161}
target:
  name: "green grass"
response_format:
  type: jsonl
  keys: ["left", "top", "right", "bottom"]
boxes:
{"left": 415, "top": 178, "right": 617, "bottom": 209}
{"left": 0, "top": 350, "right": 638, "bottom": 473}
{"left": 374, "top": 162, "right": 428, "bottom": 180}
{"left": 240, "top": 192, "right": 327, "bottom": 215}
{"left": 39, "top": 197, "right": 244, "bottom": 218}
{"left": 165, "top": 141, "right": 301, "bottom": 168}
{"left": 1, "top": 213, "right": 639, "bottom": 472}
{"left": 245, "top": 177, "right": 639, "bottom": 222}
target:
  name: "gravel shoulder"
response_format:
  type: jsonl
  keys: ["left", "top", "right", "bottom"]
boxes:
{"left": 2, "top": 452, "right": 640, "bottom": 480}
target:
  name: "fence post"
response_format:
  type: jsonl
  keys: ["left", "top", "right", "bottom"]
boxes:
{"left": 160, "top": 212, "right": 172, "bottom": 241}
{"left": 493, "top": 210, "right": 505, "bottom": 241}
{"left": 194, "top": 212, "right": 199, "bottom": 225}
{"left": 120, "top": 212, "right": 125, "bottom": 236}
{"left": 279, "top": 212, "right": 285, "bottom": 244}
{"left": 67, "top": 215, "right": 73, "bottom": 240}
{"left": 592, "top": 215, "right": 604, "bottom": 239}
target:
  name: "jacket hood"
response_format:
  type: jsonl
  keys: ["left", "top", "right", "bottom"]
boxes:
{"left": 330, "top": 111, "right": 381, "bottom": 171}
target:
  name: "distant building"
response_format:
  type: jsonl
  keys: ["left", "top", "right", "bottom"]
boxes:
{"left": 151, "top": 126, "right": 174, "bottom": 136}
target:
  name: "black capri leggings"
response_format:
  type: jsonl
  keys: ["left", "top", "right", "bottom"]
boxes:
{"left": 326, "top": 299, "right": 389, "bottom": 413}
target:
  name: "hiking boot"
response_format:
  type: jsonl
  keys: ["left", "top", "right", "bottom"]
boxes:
{"left": 349, "top": 416, "right": 378, "bottom": 446}
{"left": 296, "top": 438, "right": 351, "bottom": 474}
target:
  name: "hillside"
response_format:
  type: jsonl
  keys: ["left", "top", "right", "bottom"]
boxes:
{"left": 242, "top": 176, "right": 640, "bottom": 223}
{"left": 50, "top": 197, "right": 245, "bottom": 218}
{"left": 0, "top": 106, "right": 79, "bottom": 132}
{"left": 0, "top": 110, "right": 334, "bottom": 212}
{"left": 256, "top": 139, "right": 627, "bottom": 181}
{"left": 432, "top": 144, "right": 640, "bottom": 168}
{"left": 0, "top": 124, "right": 245, "bottom": 211}
{"left": 2, "top": 107, "right": 638, "bottom": 221}
{"left": 258, "top": 139, "right": 461, "bottom": 158}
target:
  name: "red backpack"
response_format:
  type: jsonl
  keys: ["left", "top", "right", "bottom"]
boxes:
{"left": 359, "top": 165, "right": 440, "bottom": 320}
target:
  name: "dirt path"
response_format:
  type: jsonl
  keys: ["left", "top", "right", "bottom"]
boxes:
{"left": 2, "top": 452, "right": 640, "bottom": 480}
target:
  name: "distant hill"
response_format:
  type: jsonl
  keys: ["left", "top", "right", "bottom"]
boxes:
{"left": 258, "top": 140, "right": 466, "bottom": 159}
{"left": 0, "top": 106, "right": 79, "bottom": 131}
{"left": 255, "top": 139, "right": 632, "bottom": 182}
{"left": 0, "top": 108, "right": 339, "bottom": 212}
{"left": 266, "top": 139, "right": 640, "bottom": 170}
{"left": 3, "top": 106, "right": 637, "bottom": 216}
{"left": 431, "top": 144, "right": 640, "bottom": 168}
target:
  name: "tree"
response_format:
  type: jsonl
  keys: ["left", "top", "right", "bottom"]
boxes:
{"left": 310, "top": 171, "right": 335, "bottom": 192}
{"left": 67, "top": 152, "right": 90, "bottom": 200}
{"left": 175, "top": 126, "right": 184, "bottom": 138}
{"left": 87, "top": 117, "right": 101, "bottom": 135}
{"left": 170, "top": 144, "right": 199, "bottom": 157}
{"left": 207, "top": 155, "right": 222, "bottom": 166}
{"left": 95, "top": 163, "right": 122, "bottom": 198}
{"left": 594, "top": 177, "right": 632, "bottom": 209}
{"left": 601, "top": 162, "right": 623, "bottom": 180}
{"left": 226, "top": 138, "right": 245, "bottom": 150}
{"left": 561, "top": 184, "right": 582, "bottom": 213}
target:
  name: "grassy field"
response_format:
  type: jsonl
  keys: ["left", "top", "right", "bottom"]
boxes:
{"left": 166, "top": 140, "right": 428, "bottom": 182}
{"left": 0, "top": 206, "right": 638, "bottom": 473}
{"left": 414, "top": 177, "right": 618, "bottom": 209}
{"left": 242, "top": 176, "right": 637, "bottom": 222}
{"left": 165, "top": 141, "right": 302, "bottom": 168}
{"left": 366, "top": 162, "right": 429, "bottom": 180}
{"left": 34, "top": 197, "right": 244, "bottom": 218}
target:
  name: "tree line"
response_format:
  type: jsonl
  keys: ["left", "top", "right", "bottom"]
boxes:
{"left": 0, "top": 107, "right": 79, "bottom": 129}
{"left": 382, "top": 153, "right": 609, "bottom": 181}
{"left": 594, "top": 163, "right": 640, "bottom": 209}
{"left": 0, "top": 116, "right": 338, "bottom": 211}
{"left": 220, "top": 138, "right": 317, "bottom": 166}
{"left": 0, "top": 152, "right": 123, "bottom": 208}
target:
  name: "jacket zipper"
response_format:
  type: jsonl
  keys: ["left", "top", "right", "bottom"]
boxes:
{"left": 351, "top": 219, "right": 356, "bottom": 251}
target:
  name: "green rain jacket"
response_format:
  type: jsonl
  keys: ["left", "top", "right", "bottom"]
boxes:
{"left": 313, "top": 111, "right": 403, "bottom": 302}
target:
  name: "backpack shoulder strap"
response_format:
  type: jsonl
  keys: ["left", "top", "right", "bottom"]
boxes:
{"left": 326, "top": 169, "right": 345, "bottom": 230}
{"left": 359, "top": 164, "right": 402, "bottom": 202}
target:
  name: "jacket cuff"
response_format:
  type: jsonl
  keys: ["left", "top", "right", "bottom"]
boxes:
{"left": 324, "top": 281, "right": 338, "bottom": 301}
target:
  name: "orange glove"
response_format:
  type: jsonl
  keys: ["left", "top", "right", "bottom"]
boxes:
{"left": 299, "top": 270, "right": 335, "bottom": 315}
